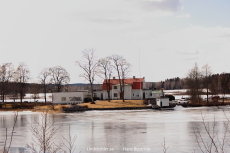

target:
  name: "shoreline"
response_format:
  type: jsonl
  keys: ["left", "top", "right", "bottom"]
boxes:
{"left": 1, "top": 104, "right": 229, "bottom": 113}
{"left": 1, "top": 100, "right": 230, "bottom": 113}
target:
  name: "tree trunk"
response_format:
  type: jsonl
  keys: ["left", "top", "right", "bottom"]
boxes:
{"left": 43, "top": 83, "right": 47, "bottom": 103}
{"left": 1, "top": 92, "right": 4, "bottom": 103}
{"left": 107, "top": 91, "right": 110, "bottom": 102}
{"left": 90, "top": 83, "right": 94, "bottom": 104}
{"left": 122, "top": 78, "right": 125, "bottom": 102}
{"left": 20, "top": 90, "right": 23, "bottom": 104}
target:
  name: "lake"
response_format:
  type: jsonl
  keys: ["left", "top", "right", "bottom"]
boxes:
{"left": 1, "top": 106, "right": 230, "bottom": 153}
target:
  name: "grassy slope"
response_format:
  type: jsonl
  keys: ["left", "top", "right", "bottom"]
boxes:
{"left": 79, "top": 100, "right": 147, "bottom": 108}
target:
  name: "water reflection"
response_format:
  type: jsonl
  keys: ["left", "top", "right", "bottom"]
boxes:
{"left": 0, "top": 107, "right": 230, "bottom": 153}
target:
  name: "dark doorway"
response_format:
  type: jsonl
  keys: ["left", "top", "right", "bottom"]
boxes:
{"left": 101, "top": 93, "right": 103, "bottom": 100}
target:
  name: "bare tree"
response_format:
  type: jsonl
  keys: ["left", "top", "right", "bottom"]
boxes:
{"left": 38, "top": 68, "right": 52, "bottom": 103}
{"left": 161, "top": 137, "right": 169, "bottom": 153}
{"left": 220, "top": 73, "right": 230, "bottom": 104}
{"left": 3, "top": 112, "right": 18, "bottom": 153}
{"left": 0, "top": 63, "right": 14, "bottom": 103}
{"left": 76, "top": 49, "right": 98, "bottom": 104}
{"left": 30, "top": 83, "right": 41, "bottom": 102}
{"left": 27, "top": 111, "right": 62, "bottom": 153}
{"left": 186, "top": 63, "right": 203, "bottom": 105}
{"left": 193, "top": 110, "right": 230, "bottom": 153}
{"left": 14, "top": 63, "right": 30, "bottom": 103}
{"left": 209, "top": 74, "right": 220, "bottom": 97}
{"left": 111, "top": 55, "right": 130, "bottom": 102}
{"left": 62, "top": 125, "right": 77, "bottom": 153}
{"left": 98, "top": 56, "right": 113, "bottom": 102}
{"left": 49, "top": 66, "right": 70, "bottom": 92}
{"left": 202, "top": 64, "right": 212, "bottom": 104}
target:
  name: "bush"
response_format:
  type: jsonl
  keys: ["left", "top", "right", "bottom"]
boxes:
{"left": 94, "top": 97, "right": 100, "bottom": 101}
{"left": 165, "top": 95, "right": 175, "bottom": 101}
{"left": 84, "top": 97, "right": 92, "bottom": 103}
{"left": 84, "top": 97, "right": 100, "bottom": 102}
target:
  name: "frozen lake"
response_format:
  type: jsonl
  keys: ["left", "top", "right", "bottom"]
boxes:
{"left": 1, "top": 106, "right": 230, "bottom": 153}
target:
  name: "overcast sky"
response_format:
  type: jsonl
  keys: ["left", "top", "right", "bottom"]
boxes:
{"left": 1, "top": 0, "right": 230, "bottom": 83}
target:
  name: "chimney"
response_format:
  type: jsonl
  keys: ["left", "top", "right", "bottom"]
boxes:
{"left": 133, "top": 76, "right": 135, "bottom": 79}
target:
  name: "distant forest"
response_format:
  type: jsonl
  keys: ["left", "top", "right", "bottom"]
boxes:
{"left": 3, "top": 73, "right": 230, "bottom": 93}
{"left": 145, "top": 77, "right": 186, "bottom": 90}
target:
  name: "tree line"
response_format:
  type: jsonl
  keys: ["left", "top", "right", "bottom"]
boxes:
{"left": 76, "top": 49, "right": 131, "bottom": 103}
{"left": 186, "top": 63, "right": 230, "bottom": 104}
{"left": 150, "top": 77, "right": 186, "bottom": 90}
{"left": 0, "top": 49, "right": 132, "bottom": 103}
{"left": 1, "top": 50, "right": 230, "bottom": 105}
{"left": 0, "top": 63, "right": 70, "bottom": 103}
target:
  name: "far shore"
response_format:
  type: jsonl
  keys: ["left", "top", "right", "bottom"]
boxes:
{"left": 1, "top": 100, "right": 230, "bottom": 113}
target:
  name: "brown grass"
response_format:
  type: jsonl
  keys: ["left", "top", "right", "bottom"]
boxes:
{"left": 1, "top": 100, "right": 148, "bottom": 112}
{"left": 78, "top": 100, "right": 147, "bottom": 108}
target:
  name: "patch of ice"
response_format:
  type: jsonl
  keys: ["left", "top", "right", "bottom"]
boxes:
{"left": 174, "top": 105, "right": 185, "bottom": 110}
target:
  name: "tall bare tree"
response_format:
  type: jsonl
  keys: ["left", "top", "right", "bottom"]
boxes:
{"left": 209, "top": 74, "right": 220, "bottom": 97}
{"left": 27, "top": 111, "right": 62, "bottom": 153}
{"left": 202, "top": 64, "right": 212, "bottom": 104}
{"left": 76, "top": 49, "right": 98, "bottom": 104}
{"left": 220, "top": 72, "right": 230, "bottom": 104}
{"left": 29, "top": 83, "right": 41, "bottom": 102}
{"left": 49, "top": 66, "right": 70, "bottom": 92}
{"left": 3, "top": 112, "right": 18, "bottom": 153}
{"left": 0, "top": 63, "right": 14, "bottom": 103}
{"left": 186, "top": 63, "right": 203, "bottom": 104}
{"left": 38, "top": 68, "right": 52, "bottom": 103}
{"left": 98, "top": 56, "right": 113, "bottom": 102}
{"left": 14, "top": 63, "right": 30, "bottom": 103}
{"left": 111, "top": 55, "right": 130, "bottom": 102}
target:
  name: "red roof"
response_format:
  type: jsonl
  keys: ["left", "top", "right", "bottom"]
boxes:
{"left": 102, "top": 78, "right": 144, "bottom": 90}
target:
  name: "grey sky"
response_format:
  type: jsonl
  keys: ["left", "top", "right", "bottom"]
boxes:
{"left": 0, "top": 0, "right": 230, "bottom": 83}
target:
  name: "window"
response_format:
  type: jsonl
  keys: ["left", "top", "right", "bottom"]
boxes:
{"left": 150, "top": 93, "right": 152, "bottom": 96}
{"left": 136, "top": 92, "right": 139, "bottom": 97}
{"left": 114, "top": 93, "right": 118, "bottom": 97}
{"left": 114, "top": 86, "right": 117, "bottom": 89}
{"left": 61, "top": 97, "right": 66, "bottom": 101}
{"left": 70, "top": 97, "right": 82, "bottom": 101}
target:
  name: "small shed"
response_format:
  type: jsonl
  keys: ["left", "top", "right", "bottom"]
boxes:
{"left": 156, "top": 97, "right": 169, "bottom": 107}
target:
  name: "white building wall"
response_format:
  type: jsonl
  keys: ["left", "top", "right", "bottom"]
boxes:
{"left": 52, "top": 92, "right": 87, "bottom": 104}
{"left": 156, "top": 98, "right": 169, "bottom": 107}
{"left": 131, "top": 89, "right": 143, "bottom": 99}
{"left": 93, "top": 90, "right": 104, "bottom": 99}
{"left": 143, "top": 79, "right": 146, "bottom": 89}
{"left": 110, "top": 84, "right": 132, "bottom": 100}
{"left": 124, "top": 85, "right": 132, "bottom": 99}
{"left": 142, "top": 90, "right": 152, "bottom": 99}
{"left": 111, "top": 84, "right": 120, "bottom": 100}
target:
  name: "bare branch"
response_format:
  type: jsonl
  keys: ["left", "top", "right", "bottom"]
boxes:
{"left": 27, "top": 111, "right": 62, "bottom": 153}
{"left": 3, "top": 111, "right": 18, "bottom": 153}
{"left": 161, "top": 137, "right": 169, "bottom": 153}
{"left": 76, "top": 49, "right": 98, "bottom": 103}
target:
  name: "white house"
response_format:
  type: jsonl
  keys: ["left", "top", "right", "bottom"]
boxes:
{"left": 94, "top": 76, "right": 166, "bottom": 100}
{"left": 52, "top": 91, "right": 88, "bottom": 104}
{"left": 156, "top": 97, "right": 169, "bottom": 107}
{"left": 99, "top": 76, "right": 146, "bottom": 100}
